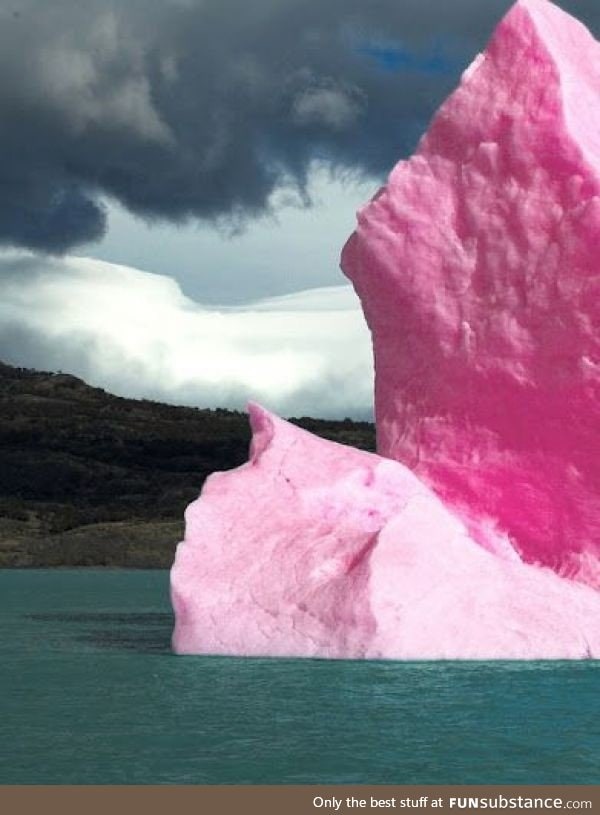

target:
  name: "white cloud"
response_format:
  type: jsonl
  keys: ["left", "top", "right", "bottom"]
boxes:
{"left": 0, "top": 253, "right": 373, "bottom": 419}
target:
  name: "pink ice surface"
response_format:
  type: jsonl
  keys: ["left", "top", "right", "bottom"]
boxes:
{"left": 171, "top": 404, "right": 600, "bottom": 659}
{"left": 171, "top": 0, "right": 600, "bottom": 659}
{"left": 341, "top": 0, "right": 600, "bottom": 589}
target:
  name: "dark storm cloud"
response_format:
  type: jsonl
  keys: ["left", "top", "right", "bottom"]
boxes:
{"left": 1, "top": 0, "right": 599, "bottom": 252}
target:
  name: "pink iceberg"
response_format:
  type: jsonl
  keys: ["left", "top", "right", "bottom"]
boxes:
{"left": 171, "top": 0, "right": 600, "bottom": 658}
{"left": 171, "top": 405, "right": 600, "bottom": 658}
{"left": 342, "top": 0, "right": 600, "bottom": 589}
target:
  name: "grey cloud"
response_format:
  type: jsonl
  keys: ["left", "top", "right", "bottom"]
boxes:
{"left": 0, "top": 322, "right": 105, "bottom": 385}
{"left": 1, "top": 0, "right": 599, "bottom": 252}
{"left": 291, "top": 80, "right": 366, "bottom": 131}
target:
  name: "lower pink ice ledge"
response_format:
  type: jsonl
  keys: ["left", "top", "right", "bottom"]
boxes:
{"left": 170, "top": 404, "right": 600, "bottom": 660}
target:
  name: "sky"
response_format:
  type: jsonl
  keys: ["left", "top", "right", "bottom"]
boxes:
{"left": 1, "top": 0, "right": 600, "bottom": 418}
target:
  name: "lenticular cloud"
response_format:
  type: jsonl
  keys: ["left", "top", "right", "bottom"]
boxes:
{"left": 0, "top": 252, "right": 372, "bottom": 419}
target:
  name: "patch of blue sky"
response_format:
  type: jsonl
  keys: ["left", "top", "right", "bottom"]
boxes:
{"left": 357, "top": 38, "right": 461, "bottom": 76}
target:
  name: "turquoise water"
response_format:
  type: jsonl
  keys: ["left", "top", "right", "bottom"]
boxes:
{"left": 1, "top": 569, "right": 598, "bottom": 784}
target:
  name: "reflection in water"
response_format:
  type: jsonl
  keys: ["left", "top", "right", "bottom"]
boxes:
{"left": 26, "top": 612, "right": 173, "bottom": 654}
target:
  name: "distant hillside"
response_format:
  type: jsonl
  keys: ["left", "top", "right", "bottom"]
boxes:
{"left": 0, "top": 361, "right": 375, "bottom": 568}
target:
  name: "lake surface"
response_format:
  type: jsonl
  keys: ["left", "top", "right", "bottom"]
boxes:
{"left": 1, "top": 569, "right": 598, "bottom": 784}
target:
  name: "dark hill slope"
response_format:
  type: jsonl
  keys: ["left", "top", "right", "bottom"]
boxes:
{"left": 0, "top": 362, "right": 374, "bottom": 567}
